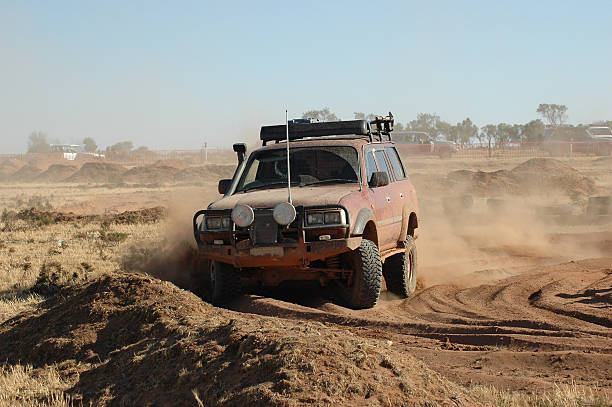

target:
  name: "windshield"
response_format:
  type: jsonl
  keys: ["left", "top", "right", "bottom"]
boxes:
{"left": 589, "top": 127, "right": 612, "bottom": 136}
{"left": 236, "top": 146, "right": 361, "bottom": 192}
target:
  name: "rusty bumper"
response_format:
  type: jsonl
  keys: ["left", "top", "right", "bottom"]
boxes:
{"left": 198, "top": 237, "right": 362, "bottom": 268}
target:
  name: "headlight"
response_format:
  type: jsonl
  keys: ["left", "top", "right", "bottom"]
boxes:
{"left": 273, "top": 202, "right": 296, "bottom": 225}
{"left": 306, "top": 209, "right": 346, "bottom": 226}
{"left": 231, "top": 204, "right": 255, "bottom": 228}
{"left": 306, "top": 213, "right": 324, "bottom": 225}
{"left": 205, "top": 216, "right": 230, "bottom": 230}
{"left": 324, "top": 212, "right": 341, "bottom": 224}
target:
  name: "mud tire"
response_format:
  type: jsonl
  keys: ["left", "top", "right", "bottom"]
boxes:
{"left": 341, "top": 239, "right": 382, "bottom": 309}
{"left": 383, "top": 236, "right": 417, "bottom": 298}
{"left": 210, "top": 261, "right": 241, "bottom": 306}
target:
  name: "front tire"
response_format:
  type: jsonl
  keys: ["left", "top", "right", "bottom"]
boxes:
{"left": 210, "top": 261, "right": 241, "bottom": 306}
{"left": 383, "top": 235, "right": 417, "bottom": 298}
{"left": 341, "top": 239, "right": 382, "bottom": 309}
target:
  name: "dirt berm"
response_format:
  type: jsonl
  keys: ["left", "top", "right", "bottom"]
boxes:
{"left": 65, "top": 162, "right": 126, "bottom": 183}
{"left": 446, "top": 158, "right": 596, "bottom": 197}
{"left": 0, "top": 273, "right": 481, "bottom": 407}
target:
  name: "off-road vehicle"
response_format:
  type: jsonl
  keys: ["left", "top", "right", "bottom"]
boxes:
{"left": 193, "top": 113, "right": 419, "bottom": 309}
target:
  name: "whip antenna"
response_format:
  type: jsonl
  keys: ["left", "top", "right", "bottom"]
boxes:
{"left": 286, "top": 109, "right": 292, "bottom": 204}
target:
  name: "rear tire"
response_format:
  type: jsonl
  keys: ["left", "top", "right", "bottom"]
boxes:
{"left": 341, "top": 239, "right": 382, "bottom": 309}
{"left": 383, "top": 236, "right": 417, "bottom": 298}
{"left": 210, "top": 261, "right": 241, "bottom": 306}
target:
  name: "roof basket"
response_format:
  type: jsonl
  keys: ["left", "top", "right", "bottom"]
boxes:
{"left": 260, "top": 112, "right": 394, "bottom": 145}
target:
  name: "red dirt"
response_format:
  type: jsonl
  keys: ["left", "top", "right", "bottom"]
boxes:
{"left": 122, "top": 165, "right": 179, "bottom": 184}
{"left": 227, "top": 253, "right": 612, "bottom": 398}
{"left": 34, "top": 163, "right": 78, "bottom": 183}
{"left": 64, "top": 162, "right": 126, "bottom": 183}
{"left": 10, "top": 164, "right": 44, "bottom": 182}
{"left": 0, "top": 158, "right": 26, "bottom": 177}
{"left": 446, "top": 158, "right": 596, "bottom": 197}
{"left": 0, "top": 273, "right": 484, "bottom": 406}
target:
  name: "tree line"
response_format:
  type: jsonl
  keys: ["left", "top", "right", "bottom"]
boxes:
{"left": 303, "top": 104, "right": 612, "bottom": 145}
{"left": 26, "top": 134, "right": 147, "bottom": 154}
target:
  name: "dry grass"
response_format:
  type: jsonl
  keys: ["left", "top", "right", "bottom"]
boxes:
{"left": 471, "top": 382, "right": 610, "bottom": 407}
{"left": 0, "top": 218, "right": 162, "bottom": 323}
{"left": 0, "top": 364, "right": 73, "bottom": 407}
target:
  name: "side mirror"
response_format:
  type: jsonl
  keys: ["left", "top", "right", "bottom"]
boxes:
{"left": 218, "top": 179, "right": 232, "bottom": 195}
{"left": 369, "top": 171, "right": 390, "bottom": 188}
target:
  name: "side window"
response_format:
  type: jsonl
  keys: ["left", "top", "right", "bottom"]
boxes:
{"left": 385, "top": 147, "right": 406, "bottom": 180}
{"left": 374, "top": 150, "right": 393, "bottom": 182}
{"left": 365, "top": 151, "right": 378, "bottom": 183}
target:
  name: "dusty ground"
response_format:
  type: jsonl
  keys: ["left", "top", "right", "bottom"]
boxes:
{"left": 0, "top": 155, "right": 610, "bottom": 406}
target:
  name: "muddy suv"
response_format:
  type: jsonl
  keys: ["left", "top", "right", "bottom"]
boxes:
{"left": 193, "top": 114, "right": 419, "bottom": 309}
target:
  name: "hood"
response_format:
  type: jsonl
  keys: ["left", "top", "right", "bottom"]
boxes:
{"left": 209, "top": 184, "right": 359, "bottom": 210}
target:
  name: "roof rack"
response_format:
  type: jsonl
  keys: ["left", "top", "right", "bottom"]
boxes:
{"left": 260, "top": 112, "right": 394, "bottom": 145}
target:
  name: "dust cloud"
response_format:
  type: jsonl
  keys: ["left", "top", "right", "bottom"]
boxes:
{"left": 120, "top": 185, "right": 219, "bottom": 293}
{"left": 415, "top": 158, "right": 610, "bottom": 288}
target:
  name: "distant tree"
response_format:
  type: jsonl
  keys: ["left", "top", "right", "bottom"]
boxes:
{"left": 536, "top": 104, "right": 568, "bottom": 127}
{"left": 446, "top": 125, "right": 460, "bottom": 143}
{"left": 134, "top": 146, "right": 150, "bottom": 152}
{"left": 394, "top": 122, "right": 404, "bottom": 132}
{"left": 481, "top": 124, "right": 497, "bottom": 146}
{"left": 408, "top": 113, "right": 448, "bottom": 142}
{"left": 456, "top": 118, "right": 478, "bottom": 145}
{"left": 436, "top": 121, "right": 453, "bottom": 141}
{"left": 353, "top": 112, "right": 377, "bottom": 121}
{"left": 302, "top": 107, "right": 338, "bottom": 122}
{"left": 496, "top": 123, "right": 515, "bottom": 144}
{"left": 107, "top": 141, "right": 134, "bottom": 152}
{"left": 83, "top": 137, "right": 97, "bottom": 152}
{"left": 521, "top": 119, "right": 545, "bottom": 142}
{"left": 27, "top": 131, "right": 51, "bottom": 153}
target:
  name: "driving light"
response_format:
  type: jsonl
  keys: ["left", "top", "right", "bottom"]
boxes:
{"left": 273, "top": 202, "right": 296, "bottom": 225}
{"left": 205, "top": 216, "right": 230, "bottom": 230}
{"left": 231, "top": 204, "right": 255, "bottom": 228}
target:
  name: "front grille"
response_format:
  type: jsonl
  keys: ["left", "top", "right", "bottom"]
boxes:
{"left": 250, "top": 212, "right": 278, "bottom": 245}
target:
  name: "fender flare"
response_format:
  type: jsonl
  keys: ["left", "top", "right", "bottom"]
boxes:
{"left": 399, "top": 205, "right": 418, "bottom": 240}
{"left": 352, "top": 208, "right": 375, "bottom": 235}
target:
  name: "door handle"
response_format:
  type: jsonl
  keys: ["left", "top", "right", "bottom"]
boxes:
{"left": 400, "top": 193, "right": 404, "bottom": 198}
{"left": 386, "top": 196, "right": 391, "bottom": 203}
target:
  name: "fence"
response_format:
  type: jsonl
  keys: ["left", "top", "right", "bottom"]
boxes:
{"left": 1, "top": 141, "right": 610, "bottom": 165}
{"left": 0, "top": 148, "right": 235, "bottom": 167}
{"left": 396, "top": 141, "right": 612, "bottom": 159}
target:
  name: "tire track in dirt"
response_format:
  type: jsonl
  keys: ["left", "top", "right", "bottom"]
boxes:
{"left": 229, "top": 256, "right": 612, "bottom": 395}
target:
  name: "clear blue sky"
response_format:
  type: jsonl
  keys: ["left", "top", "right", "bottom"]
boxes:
{"left": 1, "top": 1, "right": 611, "bottom": 153}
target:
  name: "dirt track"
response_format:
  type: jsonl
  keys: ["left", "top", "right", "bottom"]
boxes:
{"left": 229, "top": 248, "right": 612, "bottom": 396}
{"left": 1, "top": 156, "right": 611, "bottom": 405}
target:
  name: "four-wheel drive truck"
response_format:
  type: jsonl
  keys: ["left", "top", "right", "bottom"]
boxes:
{"left": 193, "top": 114, "right": 419, "bottom": 309}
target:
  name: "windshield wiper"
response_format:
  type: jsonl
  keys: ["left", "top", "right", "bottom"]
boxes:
{"left": 242, "top": 181, "right": 298, "bottom": 192}
{"left": 302, "top": 179, "right": 357, "bottom": 186}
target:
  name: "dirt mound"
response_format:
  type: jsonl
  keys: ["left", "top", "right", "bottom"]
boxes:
{"left": 10, "top": 164, "right": 44, "bottom": 182}
{"left": 151, "top": 159, "right": 190, "bottom": 170}
{"left": 0, "top": 273, "right": 481, "bottom": 406}
{"left": 510, "top": 158, "right": 596, "bottom": 196}
{"left": 122, "top": 165, "right": 179, "bottom": 184}
{"left": 174, "top": 164, "right": 236, "bottom": 184}
{"left": 65, "top": 162, "right": 126, "bottom": 183}
{"left": 34, "top": 164, "right": 78, "bottom": 183}
{"left": 446, "top": 158, "right": 596, "bottom": 197}
{"left": 0, "top": 157, "right": 26, "bottom": 177}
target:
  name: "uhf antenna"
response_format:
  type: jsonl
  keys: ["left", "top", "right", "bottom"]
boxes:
{"left": 285, "top": 109, "right": 292, "bottom": 204}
